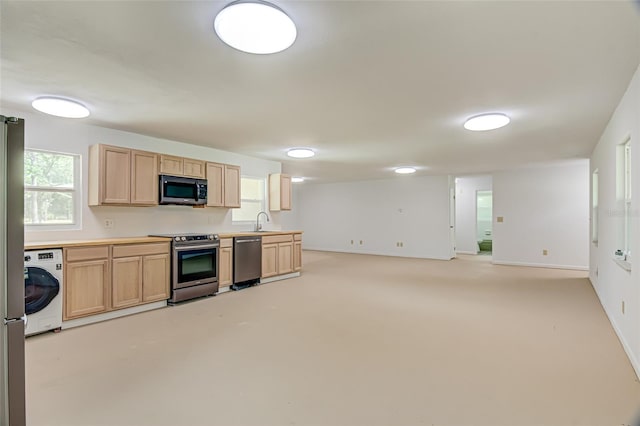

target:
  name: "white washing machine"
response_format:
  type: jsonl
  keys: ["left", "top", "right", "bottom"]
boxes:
{"left": 24, "top": 249, "right": 63, "bottom": 336}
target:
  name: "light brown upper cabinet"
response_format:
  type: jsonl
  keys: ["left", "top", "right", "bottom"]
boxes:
{"left": 183, "top": 158, "right": 206, "bottom": 178}
{"left": 158, "top": 154, "right": 184, "bottom": 176}
{"left": 89, "top": 144, "right": 158, "bottom": 206}
{"left": 225, "top": 165, "right": 241, "bottom": 208}
{"left": 131, "top": 150, "right": 158, "bottom": 205}
{"left": 159, "top": 154, "right": 205, "bottom": 178}
{"left": 206, "top": 162, "right": 241, "bottom": 208}
{"left": 269, "top": 173, "right": 292, "bottom": 211}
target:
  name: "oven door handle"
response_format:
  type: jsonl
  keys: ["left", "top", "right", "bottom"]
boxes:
{"left": 174, "top": 243, "right": 220, "bottom": 251}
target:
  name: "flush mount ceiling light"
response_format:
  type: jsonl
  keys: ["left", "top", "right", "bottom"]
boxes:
{"left": 291, "top": 177, "right": 305, "bottom": 183}
{"left": 214, "top": 0, "right": 297, "bottom": 54}
{"left": 394, "top": 167, "right": 417, "bottom": 175}
{"left": 32, "top": 97, "right": 90, "bottom": 118}
{"left": 464, "top": 113, "right": 510, "bottom": 131}
{"left": 287, "top": 148, "right": 315, "bottom": 158}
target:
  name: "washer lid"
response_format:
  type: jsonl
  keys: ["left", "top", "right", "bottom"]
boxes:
{"left": 24, "top": 267, "right": 60, "bottom": 315}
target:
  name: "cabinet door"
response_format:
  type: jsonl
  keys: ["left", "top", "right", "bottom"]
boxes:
{"left": 224, "top": 165, "right": 241, "bottom": 208}
{"left": 159, "top": 154, "right": 183, "bottom": 175}
{"left": 294, "top": 241, "right": 302, "bottom": 271}
{"left": 261, "top": 243, "right": 278, "bottom": 278}
{"left": 219, "top": 246, "right": 233, "bottom": 286}
{"left": 131, "top": 150, "right": 158, "bottom": 205}
{"left": 64, "top": 259, "right": 109, "bottom": 320}
{"left": 142, "top": 253, "right": 170, "bottom": 302}
{"left": 102, "top": 145, "right": 131, "bottom": 204}
{"left": 206, "top": 162, "right": 225, "bottom": 207}
{"left": 184, "top": 159, "right": 206, "bottom": 178}
{"left": 278, "top": 242, "right": 294, "bottom": 275}
{"left": 280, "top": 174, "right": 292, "bottom": 211}
{"left": 112, "top": 256, "right": 143, "bottom": 309}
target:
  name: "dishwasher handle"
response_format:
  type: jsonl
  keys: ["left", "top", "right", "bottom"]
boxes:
{"left": 235, "top": 238, "right": 261, "bottom": 243}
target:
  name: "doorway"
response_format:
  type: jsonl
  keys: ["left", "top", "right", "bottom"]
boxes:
{"left": 476, "top": 190, "right": 493, "bottom": 255}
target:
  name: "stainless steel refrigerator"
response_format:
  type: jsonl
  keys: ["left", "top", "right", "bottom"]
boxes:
{"left": 0, "top": 115, "right": 26, "bottom": 426}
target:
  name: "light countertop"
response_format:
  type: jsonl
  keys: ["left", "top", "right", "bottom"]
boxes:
{"left": 25, "top": 231, "right": 303, "bottom": 250}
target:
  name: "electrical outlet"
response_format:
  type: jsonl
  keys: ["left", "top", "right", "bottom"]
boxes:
{"left": 622, "top": 301, "right": 625, "bottom": 314}
{"left": 496, "top": 216, "right": 504, "bottom": 223}
{"left": 542, "top": 249, "right": 548, "bottom": 256}
{"left": 104, "top": 219, "right": 114, "bottom": 229}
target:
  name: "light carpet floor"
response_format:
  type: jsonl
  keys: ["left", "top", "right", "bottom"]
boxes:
{"left": 26, "top": 251, "right": 640, "bottom": 426}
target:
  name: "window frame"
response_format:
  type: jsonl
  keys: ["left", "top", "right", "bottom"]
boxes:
{"left": 591, "top": 169, "right": 598, "bottom": 244}
{"left": 24, "top": 148, "right": 81, "bottom": 231}
{"left": 623, "top": 139, "right": 631, "bottom": 260}
{"left": 231, "top": 175, "right": 267, "bottom": 224}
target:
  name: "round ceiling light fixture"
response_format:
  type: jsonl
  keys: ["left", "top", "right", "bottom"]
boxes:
{"left": 286, "top": 148, "right": 315, "bottom": 158}
{"left": 214, "top": 0, "right": 297, "bottom": 54}
{"left": 464, "top": 113, "right": 510, "bottom": 131}
{"left": 394, "top": 167, "right": 417, "bottom": 175}
{"left": 32, "top": 97, "right": 90, "bottom": 118}
{"left": 291, "top": 177, "right": 305, "bottom": 183}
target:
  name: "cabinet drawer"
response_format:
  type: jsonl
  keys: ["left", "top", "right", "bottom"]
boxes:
{"left": 220, "top": 238, "right": 233, "bottom": 248}
{"left": 262, "top": 234, "right": 293, "bottom": 244}
{"left": 112, "top": 242, "right": 170, "bottom": 258}
{"left": 294, "top": 234, "right": 302, "bottom": 241}
{"left": 65, "top": 245, "right": 109, "bottom": 262}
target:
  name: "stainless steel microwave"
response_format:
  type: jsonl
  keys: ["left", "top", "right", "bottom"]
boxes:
{"left": 159, "top": 174, "right": 207, "bottom": 205}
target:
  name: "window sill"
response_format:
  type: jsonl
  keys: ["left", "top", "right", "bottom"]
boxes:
{"left": 613, "top": 257, "right": 632, "bottom": 272}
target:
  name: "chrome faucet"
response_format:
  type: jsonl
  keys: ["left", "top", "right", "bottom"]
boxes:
{"left": 256, "top": 211, "right": 269, "bottom": 231}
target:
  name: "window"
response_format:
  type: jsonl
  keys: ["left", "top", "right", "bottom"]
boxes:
{"left": 232, "top": 176, "right": 266, "bottom": 222}
{"left": 592, "top": 169, "right": 598, "bottom": 244}
{"left": 616, "top": 137, "right": 631, "bottom": 262}
{"left": 24, "top": 149, "right": 80, "bottom": 228}
{"left": 623, "top": 140, "right": 631, "bottom": 260}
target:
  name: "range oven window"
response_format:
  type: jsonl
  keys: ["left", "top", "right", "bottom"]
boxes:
{"left": 177, "top": 247, "right": 217, "bottom": 284}
{"left": 164, "top": 182, "right": 197, "bottom": 199}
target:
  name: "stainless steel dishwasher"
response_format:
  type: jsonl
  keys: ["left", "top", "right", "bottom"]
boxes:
{"left": 233, "top": 236, "right": 262, "bottom": 290}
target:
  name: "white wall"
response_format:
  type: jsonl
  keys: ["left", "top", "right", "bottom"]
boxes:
{"left": 590, "top": 64, "right": 640, "bottom": 377}
{"left": 492, "top": 160, "right": 590, "bottom": 270}
{"left": 455, "top": 175, "right": 493, "bottom": 254}
{"left": 295, "top": 175, "right": 453, "bottom": 260}
{"left": 1, "top": 108, "right": 283, "bottom": 243}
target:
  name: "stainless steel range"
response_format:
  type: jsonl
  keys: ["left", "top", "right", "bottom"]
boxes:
{"left": 149, "top": 233, "right": 219, "bottom": 303}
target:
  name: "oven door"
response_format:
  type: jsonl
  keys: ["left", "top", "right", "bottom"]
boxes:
{"left": 173, "top": 243, "right": 219, "bottom": 289}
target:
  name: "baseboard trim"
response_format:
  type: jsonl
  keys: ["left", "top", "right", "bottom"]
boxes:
{"left": 303, "top": 247, "right": 453, "bottom": 261}
{"left": 491, "top": 260, "right": 588, "bottom": 271}
{"left": 260, "top": 272, "right": 301, "bottom": 284}
{"left": 589, "top": 277, "right": 640, "bottom": 380}
{"left": 456, "top": 251, "right": 479, "bottom": 255}
{"left": 62, "top": 301, "right": 167, "bottom": 330}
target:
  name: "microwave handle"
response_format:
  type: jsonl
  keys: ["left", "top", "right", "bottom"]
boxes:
{"left": 196, "top": 183, "right": 206, "bottom": 202}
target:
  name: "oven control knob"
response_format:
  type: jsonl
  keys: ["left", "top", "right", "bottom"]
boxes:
{"left": 174, "top": 237, "right": 180, "bottom": 242}
{"left": 181, "top": 236, "right": 187, "bottom": 241}
{"left": 208, "top": 234, "right": 214, "bottom": 240}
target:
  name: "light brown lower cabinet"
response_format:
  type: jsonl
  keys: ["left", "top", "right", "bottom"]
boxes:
{"left": 64, "top": 246, "right": 110, "bottom": 320}
{"left": 294, "top": 241, "right": 302, "bottom": 272}
{"left": 219, "top": 238, "right": 233, "bottom": 286}
{"left": 261, "top": 233, "right": 301, "bottom": 278}
{"left": 261, "top": 243, "right": 279, "bottom": 278}
{"left": 142, "top": 254, "right": 170, "bottom": 302}
{"left": 277, "top": 242, "right": 293, "bottom": 275}
{"left": 112, "top": 256, "right": 143, "bottom": 309}
{"left": 64, "top": 242, "right": 170, "bottom": 321}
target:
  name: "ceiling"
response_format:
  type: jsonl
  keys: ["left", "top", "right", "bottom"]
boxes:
{"left": 1, "top": 1, "right": 639, "bottom": 182}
